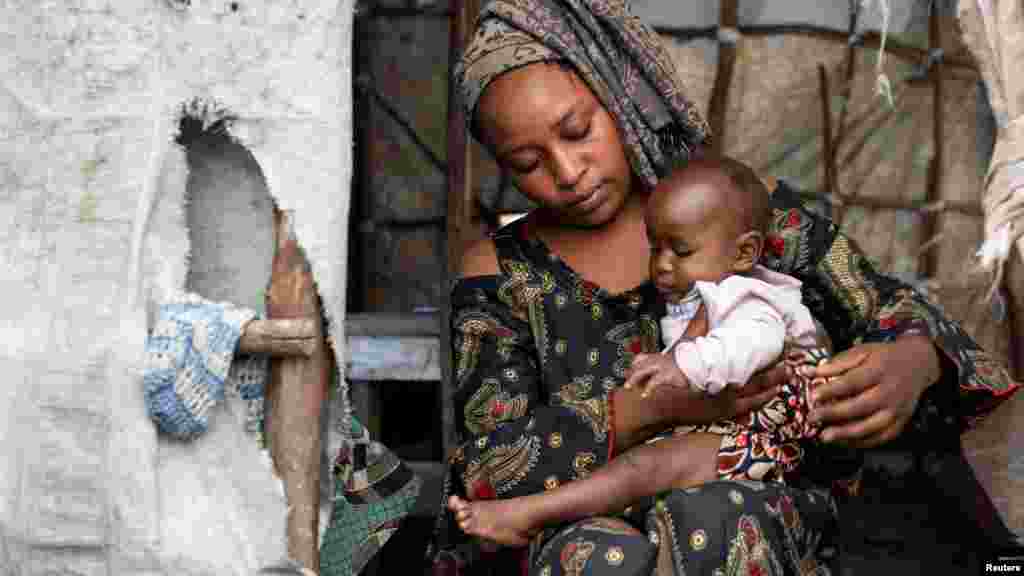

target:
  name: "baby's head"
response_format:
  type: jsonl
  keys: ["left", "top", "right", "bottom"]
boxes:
{"left": 646, "top": 155, "right": 770, "bottom": 300}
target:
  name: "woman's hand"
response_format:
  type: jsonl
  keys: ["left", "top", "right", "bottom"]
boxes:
{"left": 623, "top": 353, "right": 687, "bottom": 397}
{"left": 623, "top": 354, "right": 789, "bottom": 411}
{"left": 622, "top": 353, "right": 784, "bottom": 421}
{"left": 809, "top": 335, "right": 942, "bottom": 447}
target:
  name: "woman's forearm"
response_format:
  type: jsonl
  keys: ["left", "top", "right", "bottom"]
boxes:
{"left": 611, "top": 384, "right": 733, "bottom": 455}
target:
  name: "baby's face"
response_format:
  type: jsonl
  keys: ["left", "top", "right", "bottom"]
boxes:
{"left": 645, "top": 179, "right": 739, "bottom": 302}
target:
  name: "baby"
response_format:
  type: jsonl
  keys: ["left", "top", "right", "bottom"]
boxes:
{"left": 631, "top": 154, "right": 819, "bottom": 399}
{"left": 448, "top": 156, "right": 828, "bottom": 547}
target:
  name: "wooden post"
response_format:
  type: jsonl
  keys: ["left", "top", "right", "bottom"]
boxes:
{"left": 818, "top": 65, "right": 838, "bottom": 205}
{"left": 706, "top": 0, "right": 739, "bottom": 155}
{"left": 443, "top": 0, "right": 476, "bottom": 459}
{"left": 830, "top": 4, "right": 860, "bottom": 224}
{"left": 265, "top": 209, "right": 330, "bottom": 573}
{"left": 921, "top": 1, "right": 944, "bottom": 278}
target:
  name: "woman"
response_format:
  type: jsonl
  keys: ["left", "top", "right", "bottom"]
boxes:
{"left": 429, "top": 0, "right": 1020, "bottom": 574}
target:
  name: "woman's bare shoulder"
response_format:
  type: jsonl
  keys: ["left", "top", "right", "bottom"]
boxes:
{"left": 458, "top": 235, "right": 501, "bottom": 279}
{"left": 760, "top": 174, "right": 778, "bottom": 193}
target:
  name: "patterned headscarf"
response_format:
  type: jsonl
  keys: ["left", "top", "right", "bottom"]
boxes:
{"left": 454, "top": 0, "right": 711, "bottom": 187}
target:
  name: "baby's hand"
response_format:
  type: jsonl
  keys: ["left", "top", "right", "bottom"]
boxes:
{"left": 623, "top": 353, "right": 688, "bottom": 398}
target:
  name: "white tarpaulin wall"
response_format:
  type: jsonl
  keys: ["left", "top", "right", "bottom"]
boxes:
{"left": 0, "top": 0, "right": 353, "bottom": 573}
{"left": 960, "top": 0, "right": 1024, "bottom": 294}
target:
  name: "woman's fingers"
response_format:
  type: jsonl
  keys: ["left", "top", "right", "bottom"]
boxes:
{"left": 819, "top": 408, "right": 896, "bottom": 445}
{"left": 811, "top": 362, "right": 877, "bottom": 406}
{"left": 639, "top": 365, "right": 671, "bottom": 398}
{"left": 814, "top": 347, "right": 870, "bottom": 378}
{"left": 809, "top": 380, "right": 882, "bottom": 426}
{"left": 624, "top": 356, "right": 659, "bottom": 389}
{"left": 640, "top": 377, "right": 663, "bottom": 398}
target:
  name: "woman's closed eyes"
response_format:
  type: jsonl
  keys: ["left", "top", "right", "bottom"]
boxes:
{"left": 505, "top": 123, "right": 592, "bottom": 175}
{"left": 563, "top": 118, "right": 591, "bottom": 141}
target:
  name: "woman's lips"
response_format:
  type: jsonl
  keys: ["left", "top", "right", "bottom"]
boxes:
{"left": 572, "top": 184, "right": 605, "bottom": 213}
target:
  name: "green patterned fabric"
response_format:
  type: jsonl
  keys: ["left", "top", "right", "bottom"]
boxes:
{"left": 320, "top": 417, "right": 421, "bottom": 576}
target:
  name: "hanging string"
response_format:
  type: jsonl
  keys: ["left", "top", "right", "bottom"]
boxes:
{"left": 860, "top": 0, "right": 895, "bottom": 107}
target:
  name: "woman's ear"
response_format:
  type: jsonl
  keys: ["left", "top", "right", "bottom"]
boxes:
{"left": 733, "top": 231, "right": 764, "bottom": 273}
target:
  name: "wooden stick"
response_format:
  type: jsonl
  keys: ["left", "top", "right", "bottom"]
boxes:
{"left": 818, "top": 65, "right": 838, "bottom": 217}
{"left": 922, "top": 3, "right": 944, "bottom": 277}
{"left": 238, "top": 318, "right": 317, "bottom": 357}
{"left": 706, "top": 0, "right": 739, "bottom": 155}
{"left": 444, "top": 0, "right": 476, "bottom": 461}
{"left": 831, "top": 5, "right": 860, "bottom": 225}
{"left": 653, "top": 24, "right": 979, "bottom": 78}
{"left": 264, "top": 210, "right": 330, "bottom": 573}
{"left": 793, "top": 190, "right": 982, "bottom": 217}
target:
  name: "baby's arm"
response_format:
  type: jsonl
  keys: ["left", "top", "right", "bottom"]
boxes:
{"left": 450, "top": 432, "right": 721, "bottom": 547}
{"left": 672, "top": 296, "right": 787, "bottom": 395}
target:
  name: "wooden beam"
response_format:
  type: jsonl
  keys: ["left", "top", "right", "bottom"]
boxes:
{"left": 351, "top": 3, "right": 375, "bottom": 312}
{"left": 834, "top": 4, "right": 861, "bottom": 137}
{"left": 921, "top": 2, "right": 944, "bottom": 278}
{"left": 818, "top": 65, "right": 838, "bottom": 217}
{"left": 794, "top": 192, "right": 982, "bottom": 218}
{"left": 653, "top": 24, "right": 979, "bottom": 79}
{"left": 264, "top": 209, "right": 329, "bottom": 574}
{"left": 831, "top": 4, "right": 861, "bottom": 225}
{"left": 706, "top": 0, "right": 739, "bottom": 154}
{"left": 345, "top": 312, "right": 441, "bottom": 337}
{"left": 238, "top": 318, "right": 317, "bottom": 357}
{"left": 444, "top": 0, "right": 476, "bottom": 463}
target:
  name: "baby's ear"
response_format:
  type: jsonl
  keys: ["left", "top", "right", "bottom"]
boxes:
{"left": 733, "top": 231, "right": 764, "bottom": 273}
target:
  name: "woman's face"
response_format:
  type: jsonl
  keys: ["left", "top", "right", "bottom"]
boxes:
{"left": 475, "top": 63, "right": 633, "bottom": 228}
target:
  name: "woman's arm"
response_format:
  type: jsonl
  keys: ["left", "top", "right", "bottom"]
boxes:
{"left": 763, "top": 181, "right": 1021, "bottom": 443}
{"left": 450, "top": 238, "right": 670, "bottom": 500}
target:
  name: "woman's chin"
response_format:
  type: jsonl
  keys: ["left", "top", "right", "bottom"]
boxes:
{"left": 570, "top": 194, "right": 624, "bottom": 227}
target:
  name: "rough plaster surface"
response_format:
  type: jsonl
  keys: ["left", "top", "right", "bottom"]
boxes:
{"left": 0, "top": 0, "right": 353, "bottom": 573}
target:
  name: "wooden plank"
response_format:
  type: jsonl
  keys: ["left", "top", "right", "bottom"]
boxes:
{"left": 792, "top": 191, "right": 982, "bottom": 217}
{"left": 345, "top": 312, "right": 441, "bottom": 337}
{"left": 444, "top": 0, "right": 476, "bottom": 463}
{"left": 818, "top": 65, "right": 838, "bottom": 211}
{"left": 831, "top": 4, "right": 860, "bottom": 225}
{"left": 653, "top": 24, "right": 978, "bottom": 78}
{"left": 264, "top": 210, "right": 329, "bottom": 574}
{"left": 922, "top": 2, "right": 944, "bottom": 277}
{"left": 351, "top": 5, "right": 375, "bottom": 312}
{"left": 346, "top": 336, "right": 441, "bottom": 381}
{"left": 238, "top": 318, "right": 317, "bottom": 357}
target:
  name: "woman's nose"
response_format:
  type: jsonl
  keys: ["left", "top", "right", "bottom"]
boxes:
{"left": 550, "top": 148, "right": 584, "bottom": 189}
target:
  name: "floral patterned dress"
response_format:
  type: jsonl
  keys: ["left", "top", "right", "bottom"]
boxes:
{"left": 429, "top": 181, "right": 1020, "bottom": 576}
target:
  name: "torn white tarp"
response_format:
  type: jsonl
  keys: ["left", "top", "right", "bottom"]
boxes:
{"left": 959, "top": 0, "right": 1024, "bottom": 295}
